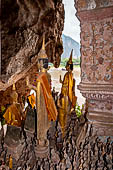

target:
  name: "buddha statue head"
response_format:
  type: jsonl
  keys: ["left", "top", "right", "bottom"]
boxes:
{"left": 66, "top": 49, "right": 73, "bottom": 71}
{"left": 11, "top": 83, "right": 18, "bottom": 103}
{"left": 38, "top": 34, "right": 48, "bottom": 71}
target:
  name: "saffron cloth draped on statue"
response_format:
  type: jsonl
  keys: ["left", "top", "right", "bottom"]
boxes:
{"left": 3, "top": 104, "right": 22, "bottom": 127}
{"left": 62, "top": 72, "right": 76, "bottom": 108}
{"left": 37, "top": 73, "right": 58, "bottom": 121}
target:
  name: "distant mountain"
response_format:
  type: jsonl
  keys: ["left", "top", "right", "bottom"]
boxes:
{"left": 61, "top": 34, "right": 80, "bottom": 59}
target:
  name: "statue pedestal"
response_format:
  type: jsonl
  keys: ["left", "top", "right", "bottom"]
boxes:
{"left": 35, "top": 140, "right": 49, "bottom": 158}
{"left": 35, "top": 145, "right": 49, "bottom": 158}
{"left": 4, "top": 125, "right": 24, "bottom": 160}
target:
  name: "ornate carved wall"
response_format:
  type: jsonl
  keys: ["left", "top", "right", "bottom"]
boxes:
{"left": 74, "top": 1, "right": 113, "bottom": 168}
{"left": 75, "top": 0, "right": 113, "bottom": 135}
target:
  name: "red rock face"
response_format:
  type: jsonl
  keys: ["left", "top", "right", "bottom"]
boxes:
{"left": 0, "top": 0, "right": 64, "bottom": 107}
{"left": 1, "top": 0, "right": 64, "bottom": 76}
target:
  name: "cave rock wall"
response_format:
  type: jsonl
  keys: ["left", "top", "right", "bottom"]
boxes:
{"left": 1, "top": 0, "right": 64, "bottom": 76}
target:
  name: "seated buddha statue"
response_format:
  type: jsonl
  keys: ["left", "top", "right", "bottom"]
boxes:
{"left": 3, "top": 84, "right": 24, "bottom": 127}
{"left": 60, "top": 49, "right": 77, "bottom": 112}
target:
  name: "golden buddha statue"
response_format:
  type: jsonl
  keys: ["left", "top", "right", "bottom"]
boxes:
{"left": 26, "top": 34, "right": 57, "bottom": 148}
{"left": 57, "top": 84, "right": 71, "bottom": 137}
{"left": 58, "top": 49, "right": 77, "bottom": 137}
{"left": 60, "top": 49, "right": 77, "bottom": 111}
{"left": 9, "top": 154, "right": 13, "bottom": 169}
{"left": 3, "top": 84, "right": 24, "bottom": 127}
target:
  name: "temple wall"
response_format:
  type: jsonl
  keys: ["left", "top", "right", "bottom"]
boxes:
{"left": 75, "top": 0, "right": 113, "bottom": 135}
{"left": 74, "top": 0, "right": 113, "bottom": 168}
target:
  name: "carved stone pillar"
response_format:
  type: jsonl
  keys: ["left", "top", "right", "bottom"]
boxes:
{"left": 75, "top": 0, "right": 113, "bottom": 136}
{"left": 74, "top": 1, "right": 113, "bottom": 168}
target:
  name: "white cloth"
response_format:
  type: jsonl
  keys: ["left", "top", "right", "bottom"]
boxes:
{"left": 3, "top": 124, "right": 7, "bottom": 137}
{"left": 0, "top": 121, "right": 1, "bottom": 130}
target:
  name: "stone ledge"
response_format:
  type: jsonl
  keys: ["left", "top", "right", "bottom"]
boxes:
{"left": 76, "top": 6, "right": 113, "bottom": 22}
{"left": 78, "top": 83, "right": 113, "bottom": 100}
{"left": 78, "top": 82, "right": 113, "bottom": 91}
{"left": 87, "top": 113, "right": 113, "bottom": 124}
{"left": 35, "top": 145, "right": 49, "bottom": 159}
{"left": 89, "top": 121, "right": 113, "bottom": 136}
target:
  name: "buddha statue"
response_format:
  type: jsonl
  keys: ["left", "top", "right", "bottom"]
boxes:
{"left": 58, "top": 49, "right": 77, "bottom": 137}
{"left": 26, "top": 34, "right": 57, "bottom": 151}
{"left": 57, "top": 84, "right": 71, "bottom": 137}
{"left": 60, "top": 49, "right": 77, "bottom": 112}
{"left": 3, "top": 84, "right": 24, "bottom": 127}
{"left": 38, "top": 36, "right": 52, "bottom": 87}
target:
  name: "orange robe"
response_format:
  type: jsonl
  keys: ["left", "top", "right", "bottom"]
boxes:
{"left": 28, "top": 93, "right": 36, "bottom": 109}
{"left": 3, "top": 103, "right": 22, "bottom": 127}
{"left": 62, "top": 72, "right": 76, "bottom": 108}
{"left": 37, "top": 73, "right": 58, "bottom": 121}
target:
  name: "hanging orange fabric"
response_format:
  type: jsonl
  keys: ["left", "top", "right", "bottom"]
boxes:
{"left": 37, "top": 73, "right": 58, "bottom": 121}
{"left": 62, "top": 72, "right": 73, "bottom": 102}
{"left": 28, "top": 93, "right": 36, "bottom": 109}
{"left": 68, "top": 72, "right": 73, "bottom": 103}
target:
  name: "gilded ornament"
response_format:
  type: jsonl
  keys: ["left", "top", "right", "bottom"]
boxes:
{"left": 9, "top": 155, "right": 13, "bottom": 169}
{"left": 91, "top": 51, "right": 97, "bottom": 57}
{"left": 104, "top": 74, "right": 111, "bottom": 81}
{"left": 87, "top": 76, "right": 91, "bottom": 81}
{"left": 105, "top": 103, "right": 112, "bottom": 110}
{"left": 91, "top": 38, "right": 96, "bottom": 46}
{"left": 83, "top": 51, "right": 87, "bottom": 56}
{"left": 90, "top": 65, "right": 98, "bottom": 71}
{"left": 99, "top": 27, "right": 104, "bottom": 34}
{"left": 110, "top": 47, "right": 113, "bottom": 52}
{"left": 92, "top": 25, "right": 95, "bottom": 31}
{"left": 98, "top": 57, "right": 104, "bottom": 64}
{"left": 106, "top": 66, "right": 111, "bottom": 71}
{"left": 78, "top": 0, "right": 87, "bottom": 8}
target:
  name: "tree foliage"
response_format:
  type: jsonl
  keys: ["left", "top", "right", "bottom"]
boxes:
{"left": 60, "top": 58, "right": 80, "bottom": 67}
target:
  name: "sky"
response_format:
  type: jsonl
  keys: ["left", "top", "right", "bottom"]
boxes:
{"left": 62, "top": 0, "right": 80, "bottom": 43}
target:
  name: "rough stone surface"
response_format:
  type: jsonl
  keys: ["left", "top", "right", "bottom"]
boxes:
{"left": 1, "top": 0, "right": 64, "bottom": 76}
{"left": 0, "top": 0, "right": 64, "bottom": 108}
{"left": 0, "top": 63, "right": 38, "bottom": 107}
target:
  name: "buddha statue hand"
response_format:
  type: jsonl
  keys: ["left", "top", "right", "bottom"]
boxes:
{"left": 59, "top": 75, "right": 62, "bottom": 83}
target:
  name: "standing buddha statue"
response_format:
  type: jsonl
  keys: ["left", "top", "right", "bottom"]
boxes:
{"left": 26, "top": 34, "right": 57, "bottom": 154}
{"left": 58, "top": 49, "right": 77, "bottom": 137}
{"left": 60, "top": 49, "right": 77, "bottom": 112}
{"left": 57, "top": 84, "right": 70, "bottom": 137}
